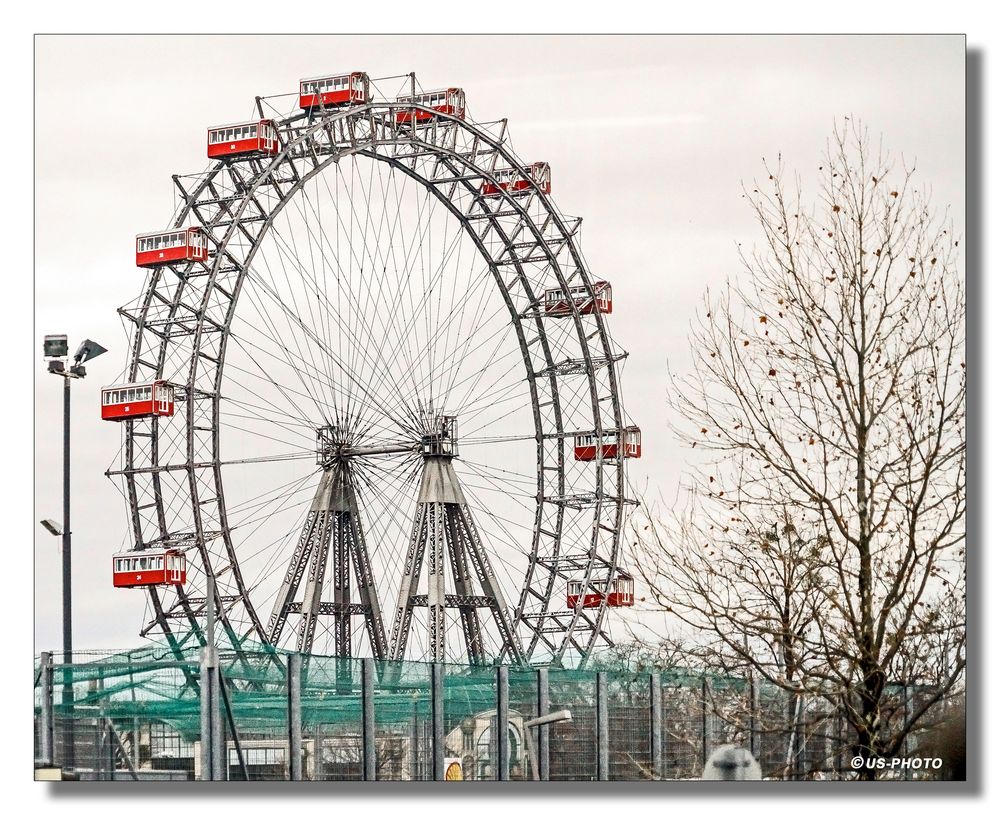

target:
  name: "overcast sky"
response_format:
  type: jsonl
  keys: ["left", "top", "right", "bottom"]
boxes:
{"left": 34, "top": 34, "right": 965, "bottom": 652}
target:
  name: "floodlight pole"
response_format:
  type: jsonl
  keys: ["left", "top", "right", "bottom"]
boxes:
{"left": 43, "top": 335, "right": 105, "bottom": 772}
{"left": 61, "top": 372, "right": 75, "bottom": 770}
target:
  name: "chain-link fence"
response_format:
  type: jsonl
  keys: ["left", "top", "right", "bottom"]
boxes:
{"left": 33, "top": 644, "right": 956, "bottom": 781}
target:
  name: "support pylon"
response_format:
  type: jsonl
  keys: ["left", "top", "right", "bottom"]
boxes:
{"left": 388, "top": 413, "right": 524, "bottom": 664}
{"left": 266, "top": 460, "right": 387, "bottom": 659}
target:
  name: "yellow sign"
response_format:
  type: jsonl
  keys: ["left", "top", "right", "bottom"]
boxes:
{"left": 444, "top": 757, "right": 463, "bottom": 781}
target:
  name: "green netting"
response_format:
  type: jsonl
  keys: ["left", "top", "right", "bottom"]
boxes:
{"left": 33, "top": 641, "right": 892, "bottom": 780}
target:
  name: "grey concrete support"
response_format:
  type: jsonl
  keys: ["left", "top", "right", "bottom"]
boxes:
{"left": 903, "top": 684, "right": 912, "bottom": 781}
{"left": 362, "top": 657, "right": 376, "bottom": 780}
{"left": 835, "top": 706, "right": 845, "bottom": 777}
{"left": 132, "top": 718, "right": 140, "bottom": 767}
{"left": 794, "top": 691, "right": 805, "bottom": 778}
{"left": 537, "top": 667, "right": 549, "bottom": 781}
{"left": 431, "top": 662, "right": 444, "bottom": 780}
{"left": 93, "top": 719, "right": 103, "bottom": 779}
{"left": 202, "top": 574, "right": 225, "bottom": 781}
{"left": 104, "top": 721, "right": 115, "bottom": 779}
{"left": 650, "top": 672, "right": 662, "bottom": 780}
{"left": 408, "top": 704, "right": 419, "bottom": 780}
{"left": 597, "top": 671, "right": 609, "bottom": 781}
{"left": 199, "top": 659, "right": 212, "bottom": 781}
{"left": 496, "top": 665, "right": 509, "bottom": 780}
{"left": 287, "top": 652, "right": 303, "bottom": 780}
{"left": 211, "top": 667, "right": 225, "bottom": 780}
{"left": 701, "top": 675, "right": 710, "bottom": 770}
{"left": 39, "top": 652, "right": 54, "bottom": 767}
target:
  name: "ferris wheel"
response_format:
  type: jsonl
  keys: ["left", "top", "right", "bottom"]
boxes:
{"left": 103, "top": 71, "right": 641, "bottom": 667}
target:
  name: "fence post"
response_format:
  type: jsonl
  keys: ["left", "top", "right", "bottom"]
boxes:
{"left": 199, "top": 656, "right": 212, "bottom": 780}
{"left": 93, "top": 717, "right": 102, "bottom": 780}
{"left": 431, "top": 662, "right": 444, "bottom": 780}
{"left": 287, "top": 652, "right": 303, "bottom": 781}
{"left": 537, "top": 667, "right": 549, "bottom": 781}
{"left": 408, "top": 703, "right": 419, "bottom": 780}
{"left": 133, "top": 717, "right": 140, "bottom": 768}
{"left": 314, "top": 722, "right": 323, "bottom": 781}
{"left": 105, "top": 720, "right": 115, "bottom": 779}
{"left": 596, "top": 671, "right": 609, "bottom": 781}
{"left": 496, "top": 665, "right": 509, "bottom": 780}
{"left": 794, "top": 691, "right": 804, "bottom": 778}
{"left": 362, "top": 657, "right": 376, "bottom": 780}
{"left": 903, "top": 684, "right": 912, "bottom": 781}
{"left": 649, "top": 672, "right": 662, "bottom": 780}
{"left": 835, "top": 705, "right": 845, "bottom": 778}
{"left": 211, "top": 665, "right": 225, "bottom": 779}
{"left": 39, "top": 652, "right": 54, "bottom": 767}
{"left": 701, "top": 675, "right": 710, "bottom": 771}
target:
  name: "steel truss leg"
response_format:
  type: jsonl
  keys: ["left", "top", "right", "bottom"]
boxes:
{"left": 267, "top": 470, "right": 333, "bottom": 643}
{"left": 455, "top": 504, "right": 524, "bottom": 663}
{"left": 333, "top": 515, "right": 350, "bottom": 657}
{"left": 388, "top": 456, "right": 524, "bottom": 664}
{"left": 268, "top": 463, "right": 386, "bottom": 658}
{"left": 346, "top": 480, "right": 388, "bottom": 660}
{"left": 444, "top": 508, "right": 485, "bottom": 663}
{"left": 427, "top": 504, "right": 447, "bottom": 663}
{"left": 389, "top": 505, "right": 429, "bottom": 662}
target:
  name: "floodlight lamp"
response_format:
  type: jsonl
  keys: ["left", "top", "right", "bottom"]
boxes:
{"left": 43, "top": 334, "right": 68, "bottom": 359}
{"left": 40, "top": 519, "right": 62, "bottom": 536}
{"left": 73, "top": 339, "right": 108, "bottom": 365}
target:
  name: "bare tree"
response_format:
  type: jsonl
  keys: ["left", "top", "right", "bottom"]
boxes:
{"left": 635, "top": 120, "right": 966, "bottom": 779}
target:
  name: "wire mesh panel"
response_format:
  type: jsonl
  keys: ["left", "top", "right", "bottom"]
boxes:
{"left": 145, "top": 718, "right": 196, "bottom": 777}
{"left": 508, "top": 667, "right": 540, "bottom": 781}
{"left": 310, "top": 723, "right": 362, "bottom": 780}
{"left": 799, "top": 697, "right": 836, "bottom": 779}
{"left": 301, "top": 655, "right": 362, "bottom": 780}
{"left": 220, "top": 650, "right": 290, "bottom": 780}
{"left": 608, "top": 670, "right": 651, "bottom": 780}
{"left": 443, "top": 662, "right": 498, "bottom": 781}
{"left": 660, "top": 680, "right": 704, "bottom": 778}
{"left": 704, "top": 676, "right": 751, "bottom": 751}
{"left": 757, "top": 683, "right": 795, "bottom": 778}
{"left": 547, "top": 668, "right": 597, "bottom": 780}
{"left": 45, "top": 647, "right": 202, "bottom": 780}
{"left": 376, "top": 659, "right": 434, "bottom": 780}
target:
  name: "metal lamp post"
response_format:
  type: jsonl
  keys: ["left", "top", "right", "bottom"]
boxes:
{"left": 42, "top": 334, "right": 106, "bottom": 770}
{"left": 523, "top": 709, "right": 572, "bottom": 781}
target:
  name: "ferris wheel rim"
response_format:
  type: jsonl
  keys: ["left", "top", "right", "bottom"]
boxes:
{"left": 117, "top": 94, "right": 630, "bottom": 665}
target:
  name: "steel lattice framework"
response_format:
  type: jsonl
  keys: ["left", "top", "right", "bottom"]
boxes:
{"left": 109, "top": 75, "right": 636, "bottom": 667}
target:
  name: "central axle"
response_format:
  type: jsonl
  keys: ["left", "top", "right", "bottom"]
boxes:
{"left": 315, "top": 424, "right": 417, "bottom": 468}
{"left": 316, "top": 406, "right": 459, "bottom": 468}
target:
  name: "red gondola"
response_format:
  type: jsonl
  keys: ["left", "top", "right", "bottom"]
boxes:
{"left": 136, "top": 227, "right": 208, "bottom": 268}
{"left": 543, "top": 281, "right": 612, "bottom": 317}
{"left": 299, "top": 72, "right": 369, "bottom": 109}
{"left": 207, "top": 119, "right": 279, "bottom": 159}
{"left": 112, "top": 548, "right": 187, "bottom": 589}
{"left": 566, "top": 574, "right": 635, "bottom": 609}
{"left": 481, "top": 162, "right": 551, "bottom": 198}
{"left": 395, "top": 88, "right": 466, "bottom": 124}
{"left": 101, "top": 380, "right": 175, "bottom": 421}
{"left": 573, "top": 426, "right": 641, "bottom": 461}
